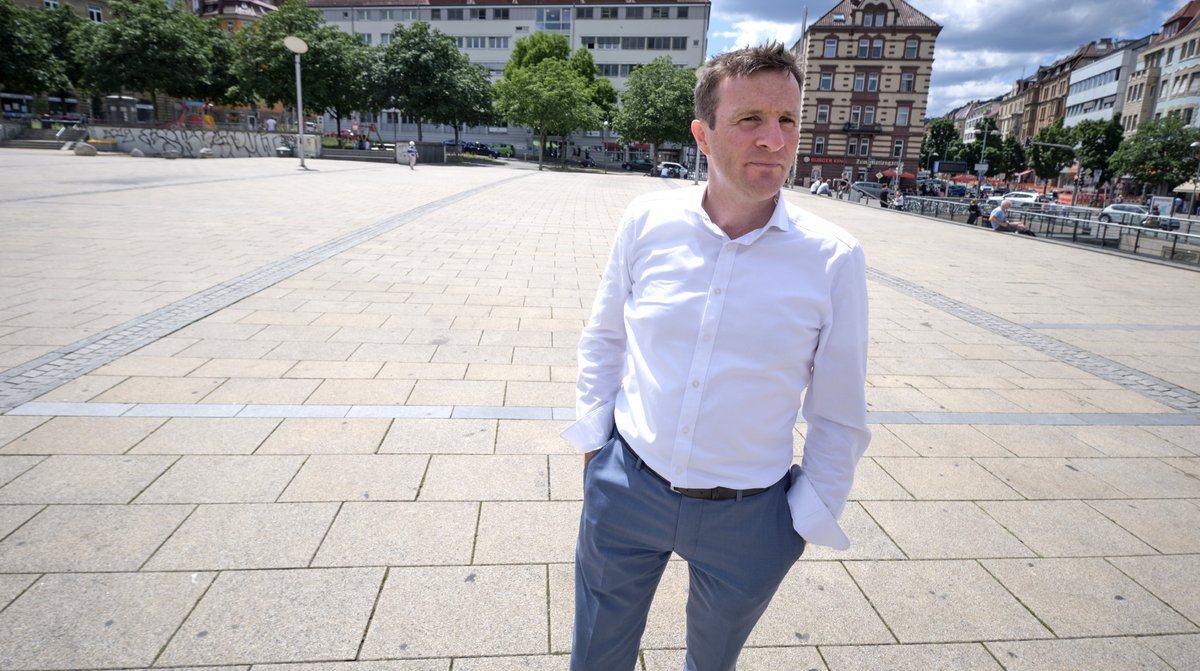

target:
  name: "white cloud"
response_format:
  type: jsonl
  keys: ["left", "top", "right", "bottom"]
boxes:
{"left": 719, "top": 19, "right": 806, "bottom": 51}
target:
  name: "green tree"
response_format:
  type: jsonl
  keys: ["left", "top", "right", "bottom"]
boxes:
{"left": 611, "top": 56, "right": 696, "bottom": 162}
{"left": 307, "top": 29, "right": 373, "bottom": 136}
{"left": 1109, "top": 114, "right": 1200, "bottom": 188}
{"left": 1030, "top": 118, "right": 1076, "bottom": 185}
{"left": 919, "top": 117, "right": 958, "bottom": 171}
{"left": 0, "top": 0, "right": 66, "bottom": 93}
{"left": 76, "top": 0, "right": 212, "bottom": 118}
{"left": 378, "top": 21, "right": 466, "bottom": 141}
{"left": 503, "top": 31, "right": 570, "bottom": 79}
{"left": 1071, "top": 115, "right": 1123, "bottom": 185}
{"left": 231, "top": 0, "right": 325, "bottom": 108}
{"left": 568, "top": 47, "right": 617, "bottom": 121}
{"left": 494, "top": 58, "right": 597, "bottom": 169}
{"left": 434, "top": 61, "right": 496, "bottom": 144}
{"left": 997, "top": 135, "right": 1026, "bottom": 179}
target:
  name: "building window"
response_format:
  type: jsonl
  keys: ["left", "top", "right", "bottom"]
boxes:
{"left": 901, "top": 73, "right": 915, "bottom": 92}
{"left": 599, "top": 63, "right": 620, "bottom": 77}
{"left": 817, "top": 105, "right": 830, "bottom": 123}
{"left": 864, "top": 106, "right": 875, "bottom": 124}
{"left": 871, "top": 39, "right": 883, "bottom": 58}
{"left": 905, "top": 39, "right": 918, "bottom": 59}
{"left": 447, "top": 8, "right": 463, "bottom": 20}
{"left": 601, "top": 7, "right": 618, "bottom": 19}
{"left": 622, "top": 37, "right": 646, "bottom": 49}
{"left": 672, "top": 36, "right": 687, "bottom": 50}
{"left": 43, "top": 0, "right": 59, "bottom": 7}
{"left": 819, "top": 72, "right": 833, "bottom": 90}
{"left": 626, "top": 7, "right": 644, "bottom": 19}
{"left": 678, "top": 7, "right": 689, "bottom": 18}
{"left": 87, "top": 4, "right": 102, "bottom": 21}
{"left": 380, "top": 33, "right": 390, "bottom": 45}
{"left": 824, "top": 38, "right": 837, "bottom": 58}
{"left": 858, "top": 38, "right": 869, "bottom": 58}
{"left": 647, "top": 37, "right": 672, "bottom": 50}
{"left": 430, "top": 9, "right": 440, "bottom": 20}
{"left": 861, "top": 138, "right": 870, "bottom": 156}
{"left": 493, "top": 8, "right": 509, "bottom": 19}
{"left": 854, "top": 73, "right": 865, "bottom": 91}
{"left": 537, "top": 8, "right": 570, "bottom": 31}
{"left": 462, "top": 36, "right": 486, "bottom": 49}
{"left": 893, "top": 140, "right": 904, "bottom": 158}
{"left": 488, "top": 36, "right": 509, "bottom": 49}
{"left": 652, "top": 7, "right": 670, "bottom": 18}
{"left": 896, "top": 106, "right": 910, "bottom": 126}
{"left": 355, "top": 9, "right": 370, "bottom": 20}
{"left": 470, "top": 8, "right": 486, "bottom": 20}
{"left": 815, "top": 136, "right": 826, "bottom": 154}
{"left": 596, "top": 36, "right": 619, "bottom": 49}
{"left": 356, "top": 33, "right": 371, "bottom": 44}
{"left": 867, "top": 73, "right": 879, "bottom": 91}
{"left": 850, "top": 106, "right": 861, "bottom": 124}
{"left": 847, "top": 138, "right": 858, "bottom": 156}
{"left": 400, "top": 9, "right": 417, "bottom": 19}
{"left": 576, "top": 7, "right": 593, "bottom": 19}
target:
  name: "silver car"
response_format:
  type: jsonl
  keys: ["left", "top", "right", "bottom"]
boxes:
{"left": 1097, "top": 203, "right": 1149, "bottom": 225}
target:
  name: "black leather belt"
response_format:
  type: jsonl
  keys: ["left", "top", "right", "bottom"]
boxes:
{"left": 616, "top": 433, "right": 769, "bottom": 501}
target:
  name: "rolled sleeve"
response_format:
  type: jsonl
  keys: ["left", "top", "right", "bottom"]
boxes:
{"left": 790, "top": 243, "right": 871, "bottom": 549}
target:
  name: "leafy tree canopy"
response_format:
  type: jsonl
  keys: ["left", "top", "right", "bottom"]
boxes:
{"left": 379, "top": 21, "right": 468, "bottom": 140}
{"left": 1108, "top": 114, "right": 1200, "bottom": 188}
{"left": 503, "top": 31, "right": 570, "bottom": 79}
{"left": 1072, "top": 115, "right": 1123, "bottom": 183}
{"left": 612, "top": 56, "right": 695, "bottom": 155}
{"left": 494, "top": 57, "right": 596, "bottom": 167}
{"left": 1030, "top": 118, "right": 1076, "bottom": 182}
{"left": 0, "top": 0, "right": 71, "bottom": 93}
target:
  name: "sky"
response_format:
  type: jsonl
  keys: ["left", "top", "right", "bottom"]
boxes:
{"left": 706, "top": 0, "right": 1179, "bottom": 117}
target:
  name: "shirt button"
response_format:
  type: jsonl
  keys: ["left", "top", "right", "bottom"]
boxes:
{"left": 703, "top": 334, "right": 712, "bottom": 342}
{"left": 692, "top": 380, "right": 700, "bottom": 388}
{"left": 725, "top": 242, "right": 736, "bottom": 251}
{"left": 714, "top": 288, "right": 722, "bottom": 295}
{"left": 681, "top": 426, "right": 690, "bottom": 434}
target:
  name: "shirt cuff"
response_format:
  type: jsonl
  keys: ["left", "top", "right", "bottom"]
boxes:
{"left": 559, "top": 400, "right": 615, "bottom": 453}
{"left": 786, "top": 465, "right": 851, "bottom": 551}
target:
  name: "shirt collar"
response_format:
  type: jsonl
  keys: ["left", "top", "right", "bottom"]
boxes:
{"left": 687, "top": 186, "right": 793, "bottom": 244}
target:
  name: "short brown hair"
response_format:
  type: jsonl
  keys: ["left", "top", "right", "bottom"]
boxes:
{"left": 694, "top": 43, "right": 803, "bottom": 127}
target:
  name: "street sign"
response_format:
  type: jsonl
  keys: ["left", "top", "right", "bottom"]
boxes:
{"left": 975, "top": 163, "right": 989, "bottom": 172}
{"left": 1092, "top": 168, "right": 1102, "bottom": 181}
{"left": 933, "top": 160, "right": 969, "bottom": 174}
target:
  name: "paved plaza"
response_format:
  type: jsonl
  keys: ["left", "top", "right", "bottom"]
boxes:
{"left": 0, "top": 148, "right": 1199, "bottom": 670}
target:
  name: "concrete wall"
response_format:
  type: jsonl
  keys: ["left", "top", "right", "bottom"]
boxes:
{"left": 0, "top": 122, "right": 22, "bottom": 142}
{"left": 90, "top": 125, "right": 320, "bottom": 158}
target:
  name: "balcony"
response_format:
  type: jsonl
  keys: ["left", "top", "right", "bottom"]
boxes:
{"left": 843, "top": 122, "right": 882, "bottom": 134}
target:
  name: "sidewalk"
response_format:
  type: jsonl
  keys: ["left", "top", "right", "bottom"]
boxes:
{"left": 0, "top": 149, "right": 1198, "bottom": 670}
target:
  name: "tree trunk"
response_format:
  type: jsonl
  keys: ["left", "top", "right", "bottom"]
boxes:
{"left": 416, "top": 115, "right": 424, "bottom": 142}
{"left": 538, "top": 130, "right": 546, "bottom": 170}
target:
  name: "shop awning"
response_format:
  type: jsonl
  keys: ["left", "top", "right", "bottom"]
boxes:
{"left": 1014, "top": 169, "right": 1034, "bottom": 177}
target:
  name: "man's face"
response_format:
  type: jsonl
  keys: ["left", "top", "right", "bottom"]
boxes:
{"left": 692, "top": 70, "right": 802, "bottom": 206}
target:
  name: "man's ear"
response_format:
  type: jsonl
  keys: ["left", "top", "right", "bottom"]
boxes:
{"left": 691, "top": 119, "right": 710, "bottom": 156}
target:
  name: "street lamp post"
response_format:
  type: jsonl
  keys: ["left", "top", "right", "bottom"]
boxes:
{"left": 975, "top": 129, "right": 999, "bottom": 198}
{"left": 283, "top": 36, "right": 308, "bottom": 170}
{"left": 602, "top": 120, "right": 608, "bottom": 174}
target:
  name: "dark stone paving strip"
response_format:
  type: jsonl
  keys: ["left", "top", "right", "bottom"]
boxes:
{"left": 0, "top": 174, "right": 532, "bottom": 413}
{"left": 867, "top": 268, "right": 1200, "bottom": 415}
{"left": 1022, "top": 323, "right": 1200, "bottom": 331}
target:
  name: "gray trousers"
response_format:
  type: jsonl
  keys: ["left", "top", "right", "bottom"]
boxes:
{"left": 572, "top": 435, "right": 805, "bottom": 671}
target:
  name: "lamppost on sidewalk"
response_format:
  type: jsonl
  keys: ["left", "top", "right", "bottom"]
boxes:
{"left": 975, "top": 129, "right": 999, "bottom": 198}
{"left": 284, "top": 35, "right": 309, "bottom": 170}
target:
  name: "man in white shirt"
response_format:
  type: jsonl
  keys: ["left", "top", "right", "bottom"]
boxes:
{"left": 563, "top": 44, "right": 870, "bottom": 671}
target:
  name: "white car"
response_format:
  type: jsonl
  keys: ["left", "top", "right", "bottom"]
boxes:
{"left": 986, "top": 191, "right": 1041, "bottom": 208}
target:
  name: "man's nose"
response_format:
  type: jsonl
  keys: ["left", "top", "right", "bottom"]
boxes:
{"left": 756, "top": 120, "right": 787, "bottom": 151}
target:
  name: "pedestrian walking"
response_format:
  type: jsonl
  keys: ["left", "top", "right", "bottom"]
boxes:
{"left": 405, "top": 141, "right": 417, "bottom": 170}
{"left": 565, "top": 43, "right": 870, "bottom": 671}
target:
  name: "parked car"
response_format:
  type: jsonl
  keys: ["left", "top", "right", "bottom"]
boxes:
{"left": 461, "top": 142, "right": 499, "bottom": 158}
{"left": 986, "top": 191, "right": 1040, "bottom": 208}
{"left": 1097, "top": 203, "right": 1149, "bottom": 225}
{"left": 850, "top": 181, "right": 884, "bottom": 200}
{"left": 655, "top": 161, "right": 686, "bottom": 178}
{"left": 495, "top": 143, "right": 516, "bottom": 158}
{"left": 947, "top": 183, "right": 968, "bottom": 197}
{"left": 622, "top": 158, "right": 654, "bottom": 172}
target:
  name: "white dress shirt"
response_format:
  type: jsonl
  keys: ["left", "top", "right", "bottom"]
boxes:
{"left": 562, "top": 185, "right": 870, "bottom": 549}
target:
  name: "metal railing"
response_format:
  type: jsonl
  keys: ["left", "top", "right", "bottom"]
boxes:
{"left": 905, "top": 197, "right": 1200, "bottom": 268}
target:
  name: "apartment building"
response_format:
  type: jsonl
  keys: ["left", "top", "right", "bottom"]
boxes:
{"left": 962, "top": 98, "right": 999, "bottom": 142}
{"left": 1126, "top": 1, "right": 1200, "bottom": 133}
{"left": 308, "top": 0, "right": 711, "bottom": 155}
{"left": 1064, "top": 36, "right": 1151, "bottom": 128}
{"left": 192, "top": 0, "right": 281, "bottom": 32}
{"left": 997, "top": 77, "right": 1037, "bottom": 141}
{"left": 792, "top": 0, "right": 942, "bottom": 185}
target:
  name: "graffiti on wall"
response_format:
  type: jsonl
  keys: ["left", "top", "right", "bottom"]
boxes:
{"left": 92, "top": 125, "right": 299, "bottom": 158}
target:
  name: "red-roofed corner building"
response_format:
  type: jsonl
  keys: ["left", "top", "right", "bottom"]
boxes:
{"left": 790, "top": 0, "right": 941, "bottom": 187}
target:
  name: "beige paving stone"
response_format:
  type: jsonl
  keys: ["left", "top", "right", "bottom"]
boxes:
{"left": 201, "top": 378, "right": 321, "bottom": 404}
{"left": 863, "top": 425, "right": 920, "bottom": 457}
{"left": 1110, "top": 555, "right": 1200, "bottom": 624}
{"left": 866, "top": 387, "right": 946, "bottom": 412}
{"left": 976, "top": 457, "right": 1126, "bottom": 499}
{"left": 0, "top": 574, "right": 37, "bottom": 610}
{"left": 407, "top": 379, "right": 506, "bottom": 406}
{"left": 174, "top": 322, "right": 268, "bottom": 340}
{"left": 0, "top": 417, "right": 47, "bottom": 450}
{"left": 92, "top": 376, "right": 226, "bottom": 403}
{"left": 251, "top": 324, "right": 340, "bottom": 343}
{"left": 0, "top": 503, "right": 192, "bottom": 572}
{"left": 979, "top": 500, "right": 1154, "bottom": 557}
{"left": 465, "top": 363, "right": 550, "bottom": 382}
{"left": 863, "top": 501, "right": 1033, "bottom": 559}
{"left": 381, "top": 419, "right": 496, "bottom": 454}
{"left": 799, "top": 503, "right": 906, "bottom": 560}
{"left": 254, "top": 662, "right": 447, "bottom": 671}
{"left": 403, "top": 328, "right": 483, "bottom": 346}
{"left": 159, "top": 567, "right": 384, "bottom": 666}
{"left": 643, "top": 646, "right": 827, "bottom": 671}
{"left": 821, "top": 643, "right": 1002, "bottom": 671}
{"left": 972, "top": 425, "right": 1104, "bottom": 458}
{"left": 129, "top": 417, "right": 281, "bottom": 455}
{"left": 350, "top": 343, "right": 438, "bottom": 363}
{"left": 306, "top": 379, "right": 414, "bottom": 405}
{"left": 549, "top": 453, "right": 584, "bottom": 501}
{"left": 32, "top": 375, "right": 125, "bottom": 402}
{"left": 1161, "top": 457, "right": 1200, "bottom": 479}
{"left": 475, "top": 501, "right": 582, "bottom": 564}
{"left": 0, "top": 504, "right": 42, "bottom": 539}
{"left": 280, "top": 454, "right": 427, "bottom": 502}
{"left": 886, "top": 425, "right": 1013, "bottom": 458}
{"left": 1087, "top": 499, "right": 1200, "bottom": 553}
{"left": 993, "top": 389, "right": 1106, "bottom": 413}
{"left": 1071, "top": 457, "right": 1200, "bottom": 498}
{"left": 449, "top": 656, "right": 568, "bottom": 671}
{"left": 505, "top": 381, "right": 575, "bottom": 407}
{"left": 983, "top": 558, "right": 1196, "bottom": 637}
{"left": 0, "top": 455, "right": 176, "bottom": 504}
{"left": 376, "top": 361, "right": 467, "bottom": 380}
{"left": 431, "top": 345, "right": 514, "bottom": 365}
{"left": 874, "top": 457, "right": 1021, "bottom": 500}
{"left": 420, "top": 454, "right": 548, "bottom": 500}
{"left": 285, "top": 361, "right": 383, "bottom": 379}
{"left": 495, "top": 419, "right": 573, "bottom": 455}
{"left": 478, "top": 329, "right": 552, "bottom": 347}
{"left": 94, "top": 355, "right": 209, "bottom": 377}
{"left": 1143, "top": 426, "right": 1200, "bottom": 456}
{"left": 1, "top": 416, "right": 167, "bottom": 455}
{"left": 310, "top": 312, "right": 390, "bottom": 329}
{"left": 847, "top": 458, "right": 913, "bottom": 500}
{"left": 0, "top": 571, "right": 214, "bottom": 669}
{"left": 134, "top": 455, "right": 304, "bottom": 503}
{"left": 238, "top": 310, "right": 320, "bottom": 326}
{"left": 256, "top": 418, "right": 390, "bottom": 454}
{"left": 312, "top": 501, "right": 476, "bottom": 566}
{"left": 845, "top": 560, "right": 1051, "bottom": 643}
{"left": 1061, "top": 425, "right": 1194, "bottom": 458}
{"left": 921, "top": 389, "right": 1030, "bottom": 413}
{"left": 511, "top": 346, "right": 577, "bottom": 366}
{"left": 746, "top": 561, "right": 894, "bottom": 647}
{"left": 983, "top": 638, "right": 1173, "bottom": 671}
{"left": 1066, "top": 389, "right": 1177, "bottom": 413}
{"left": 1136, "top": 634, "right": 1200, "bottom": 671}
{"left": 360, "top": 565, "right": 546, "bottom": 659}
{"left": 145, "top": 502, "right": 337, "bottom": 570}
{"left": 179, "top": 339, "right": 284, "bottom": 360}
{"left": 262, "top": 341, "right": 361, "bottom": 361}
{"left": 932, "top": 376, "right": 1022, "bottom": 390}
{"left": 188, "top": 358, "right": 296, "bottom": 378}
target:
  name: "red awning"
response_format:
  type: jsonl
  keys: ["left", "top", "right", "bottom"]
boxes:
{"left": 881, "top": 169, "right": 915, "bottom": 179}
{"left": 951, "top": 174, "right": 977, "bottom": 182}
{"left": 1014, "top": 169, "right": 1034, "bottom": 177}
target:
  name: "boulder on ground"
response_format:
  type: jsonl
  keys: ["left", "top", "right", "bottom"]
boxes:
{"left": 199, "top": 147, "right": 213, "bottom": 159}
{"left": 130, "top": 148, "right": 145, "bottom": 158}
{"left": 73, "top": 142, "right": 97, "bottom": 156}
{"left": 163, "top": 150, "right": 180, "bottom": 160}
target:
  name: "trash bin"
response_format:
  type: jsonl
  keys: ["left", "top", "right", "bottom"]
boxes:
{"left": 275, "top": 146, "right": 293, "bottom": 158}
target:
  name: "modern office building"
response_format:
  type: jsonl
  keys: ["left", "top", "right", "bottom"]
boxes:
{"left": 1063, "top": 36, "right": 1151, "bottom": 128}
{"left": 307, "top": 0, "right": 711, "bottom": 160}
{"left": 791, "top": 0, "right": 942, "bottom": 186}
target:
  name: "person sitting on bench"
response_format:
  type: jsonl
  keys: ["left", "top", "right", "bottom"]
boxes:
{"left": 989, "top": 200, "right": 1035, "bottom": 236}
